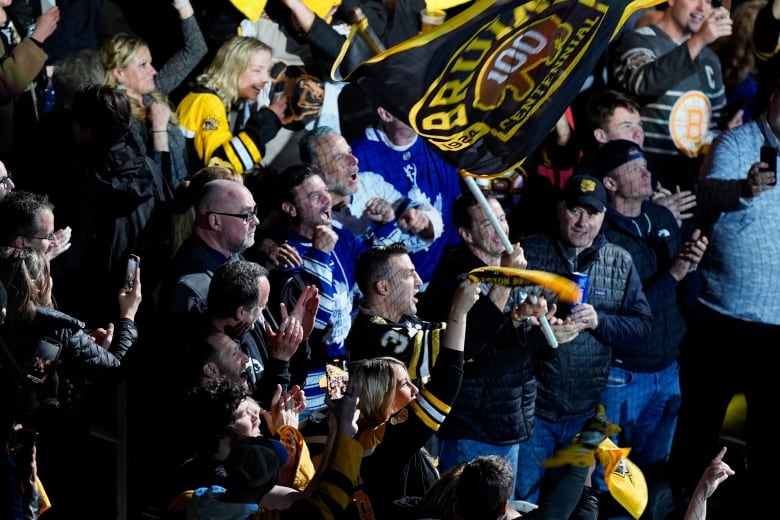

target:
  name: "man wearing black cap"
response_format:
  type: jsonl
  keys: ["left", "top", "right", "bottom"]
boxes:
{"left": 515, "top": 174, "right": 652, "bottom": 505}
{"left": 593, "top": 139, "right": 708, "bottom": 518}
{"left": 582, "top": 89, "right": 698, "bottom": 230}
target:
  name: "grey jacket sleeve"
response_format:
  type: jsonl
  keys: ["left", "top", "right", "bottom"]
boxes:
{"left": 154, "top": 15, "right": 208, "bottom": 96}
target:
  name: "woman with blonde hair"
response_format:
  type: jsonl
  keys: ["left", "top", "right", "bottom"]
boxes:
{"left": 101, "top": 0, "right": 206, "bottom": 188}
{"left": 345, "top": 279, "right": 481, "bottom": 519}
{"left": 176, "top": 35, "right": 287, "bottom": 175}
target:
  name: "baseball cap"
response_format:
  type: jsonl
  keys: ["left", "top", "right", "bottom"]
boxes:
{"left": 222, "top": 437, "right": 289, "bottom": 503}
{"left": 594, "top": 139, "right": 645, "bottom": 178}
{"left": 561, "top": 174, "right": 607, "bottom": 212}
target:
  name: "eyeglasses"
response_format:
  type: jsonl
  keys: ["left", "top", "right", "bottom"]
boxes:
{"left": 0, "top": 171, "right": 11, "bottom": 187}
{"left": 207, "top": 206, "right": 259, "bottom": 224}
{"left": 24, "top": 232, "right": 55, "bottom": 242}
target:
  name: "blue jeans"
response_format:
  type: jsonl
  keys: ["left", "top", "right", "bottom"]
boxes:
{"left": 439, "top": 438, "right": 520, "bottom": 490}
{"left": 593, "top": 362, "right": 681, "bottom": 494}
{"left": 515, "top": 414, "right": 590, "bottom": 503}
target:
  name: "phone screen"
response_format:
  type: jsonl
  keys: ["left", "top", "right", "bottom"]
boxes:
{"left": 25, "top": 337, "right": 62, "bottom": 384}
{"left": 124, "top": 254, "right": 139, "bottom": 289}
{"left": 325, "top": 363, "right": 349, "bottom": 400}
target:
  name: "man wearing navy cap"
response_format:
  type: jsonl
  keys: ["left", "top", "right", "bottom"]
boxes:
{"left": 515, "top": 174, "right": 652, "bottom": 505}
{"left": 592, "top": 139, "right": 708, "bottom": 518}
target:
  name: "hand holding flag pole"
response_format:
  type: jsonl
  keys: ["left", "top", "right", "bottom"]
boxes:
{"left": 462, "top": 175, "right": 559, "bottom": 348}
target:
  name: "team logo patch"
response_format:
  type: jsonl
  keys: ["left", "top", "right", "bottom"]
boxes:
{"left": 202, "top": 117, "right": 219, "bottom": 131}
{"left": 390, "top": 407, "right": 409, "bottom": 425}
{"left": 669, "top": 91, "right": 712, "bottom": 157}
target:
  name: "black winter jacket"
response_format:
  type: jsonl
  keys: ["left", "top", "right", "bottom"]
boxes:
{"left": 418, "top": 245, "right": 537, "bottom": 445}
{"left": 523, "top": 233, "right": 652, "bottom": 422}
{"left": 1, "top": 305, "right": 138, "bottom": 421}
{"left": 602, "top": 201, "right": 690, "bottom": 372}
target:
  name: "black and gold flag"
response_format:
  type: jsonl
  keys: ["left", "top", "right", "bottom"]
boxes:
{"left": 331, "top": 0, "right": 661, "bottom": 177}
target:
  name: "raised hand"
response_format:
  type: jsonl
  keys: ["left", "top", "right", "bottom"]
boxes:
{"left": 398, "top": 207, "right": 434, "bottom": 238}
{"left": 652, "top": 183, "right": 696, "bottom": 227}
{"left": 266, "top": 312, "right": 304, "bottom": 361}
{"left": 363, "top": 197, "right": 394, "bottom": 224}
{"left": 31, "top": 6, "right": 60, "bottom": 43}
{"left": 670, "top": 229, "right": 708, "bottom": 281}
{"left": 289, "top": 285, "right": 319, "bottom": 340}
{"left": 500, "top": 243, "right": 528, "bottom": 270}
{"left": 47, "top": 226, "right": 72, "bottom": 260}
{"left": 312, "top": 225, "right": 338, "bottom": 253}
{"left": 118, "top": 266, "right": 142, "bottom": 320}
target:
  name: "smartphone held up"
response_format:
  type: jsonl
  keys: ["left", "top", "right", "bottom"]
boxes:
{"left": 24, "top": 336, "right": 62, "bottom": 384}
{"left": 324, "top": 361, "right": 349, "bottom": 400}
{"left": 760, "top": 145, "right": 777, "bottom": 186}
{"left": 124, "top": 254, "right": 140, "bottom": 290}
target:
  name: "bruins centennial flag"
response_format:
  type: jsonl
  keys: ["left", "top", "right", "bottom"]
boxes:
{"left": 332, "top": 0, "right": 661, "bottom": 177}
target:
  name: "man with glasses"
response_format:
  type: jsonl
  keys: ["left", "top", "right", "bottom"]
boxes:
{"left": 158, "top": 178, "right": 261, "bottom": 325}
{"left": 0, "top": 189, "right": 71, "bottom": 260}
{"left": 136, "top": 178, "right": 263, "bottom": 511}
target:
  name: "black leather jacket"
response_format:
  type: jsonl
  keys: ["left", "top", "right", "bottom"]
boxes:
{"left": 4, "top": 305, "right": 138, "bottom": 386}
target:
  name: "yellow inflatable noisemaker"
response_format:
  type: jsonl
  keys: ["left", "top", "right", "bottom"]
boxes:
{"left": 466, "top": 266, "right": 582, "bottom": 303}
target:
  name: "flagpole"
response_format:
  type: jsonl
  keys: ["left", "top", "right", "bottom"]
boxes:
{"left": 462, "top": 175, "right": 558, "bottom": 348}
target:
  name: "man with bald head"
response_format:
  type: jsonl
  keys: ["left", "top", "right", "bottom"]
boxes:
{"left": 158, "top": 178, "right": 261, "bottom": 324}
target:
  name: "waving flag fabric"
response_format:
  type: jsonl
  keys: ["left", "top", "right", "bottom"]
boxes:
{"left": 331, "top": 0, "right": 662, "bottom": 177}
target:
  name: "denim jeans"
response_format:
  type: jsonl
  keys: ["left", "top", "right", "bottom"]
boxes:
{"left": 593, "top": 361, "right": 681, "bottom": 504}
{"left": 438, "top": 438, "right": 520, "bottom": 490}
{"left": 515, "top": 414, "right": 590, "bottom": 503}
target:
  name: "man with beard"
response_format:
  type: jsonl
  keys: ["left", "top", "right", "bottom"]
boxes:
{"left": 298, "top": 126, "right": 400, "bottom": 244}
{"left": 158, "top": 178, "right": 260, "bottom": 326}
{"left": 609, "top": 0, "right": 737, "bottom": 192}
{"left": 270, "top": 164, "right": 368, "bottom": 419}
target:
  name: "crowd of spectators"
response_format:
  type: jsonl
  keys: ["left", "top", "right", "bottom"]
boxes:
{"left": 3, "top": 0, "right": 776, "bottom": 518}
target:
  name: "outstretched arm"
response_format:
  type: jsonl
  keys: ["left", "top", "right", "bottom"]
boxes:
{"left": 683, "top": 447, "right": 735, "bottom": 520}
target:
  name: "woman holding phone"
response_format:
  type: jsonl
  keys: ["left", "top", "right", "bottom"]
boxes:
{"left": 0, "top": 246, "right": 142, "bottom": 411}
{"left": 0, "top": 246, "right": 142, "bottom": 517}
